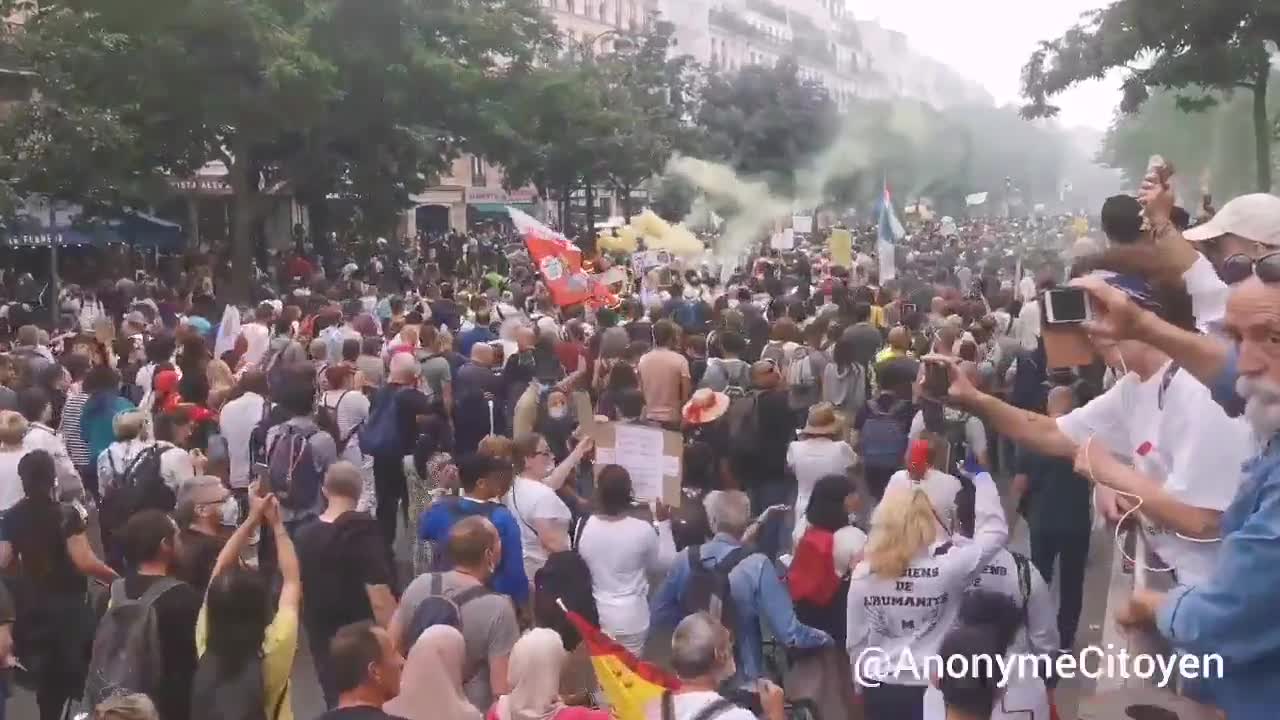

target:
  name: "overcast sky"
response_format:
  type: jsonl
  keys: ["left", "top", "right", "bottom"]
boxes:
{"left": 860, "top": 0, "right": 1123, "bottom": 130}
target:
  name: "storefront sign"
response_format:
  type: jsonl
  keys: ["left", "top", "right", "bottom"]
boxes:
{"left": 169, "top": 177, "right": 233, "bottom": 196}
{"left": 465, "top": 187, "right": 538, "bottom": 205}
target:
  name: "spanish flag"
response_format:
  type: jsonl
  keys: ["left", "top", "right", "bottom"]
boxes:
{"left": 563, "top": 608, "right": 681, "bottom": 720}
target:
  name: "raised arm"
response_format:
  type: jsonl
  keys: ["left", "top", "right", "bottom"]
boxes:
{"left": 539, "top": 436, "right": 593, "bottom": 492}
{"left": 210, "top": 482, "right": 269, "bottom": 582}
{"left": 938, "top": 357, "right": 1078, "bottom": 460}
{"left": 264, "top": 498, "right": 301, "bottom": 614}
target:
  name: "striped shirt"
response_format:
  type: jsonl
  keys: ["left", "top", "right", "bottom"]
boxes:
{"left": 59, "top": 390, "right": 91, "bottom": 467}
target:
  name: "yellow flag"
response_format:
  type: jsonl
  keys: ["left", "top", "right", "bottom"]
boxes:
{"left": 829, "top": 228, "right": 853, "bottom": 268}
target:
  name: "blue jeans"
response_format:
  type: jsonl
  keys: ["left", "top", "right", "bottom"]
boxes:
{"left": 748, "top": 482, "right": 793, "bottom": 559}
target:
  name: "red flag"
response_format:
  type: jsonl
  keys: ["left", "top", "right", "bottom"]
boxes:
{"left": 509, "top": 208, "right": 616, "bottom": 309}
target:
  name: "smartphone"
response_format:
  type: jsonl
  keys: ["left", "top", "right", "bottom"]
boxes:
{"left": 1043, "top": 288, "right": 1091, "bottom": 325}
{"left": 924, "top": 360, "right": 950, "bottom": 398}
{"left": 252, "top": 462, "right": 270, "bottom": 492}
{"left": 901, "top": 302, "right": 918, "bottom": 315}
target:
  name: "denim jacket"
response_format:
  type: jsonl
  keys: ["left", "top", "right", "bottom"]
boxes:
{"left": 1153, "top": 346, "right": 1280, "bottom": 719}
{"left": 650, "top": 533, "right": 831, "bottom": 685}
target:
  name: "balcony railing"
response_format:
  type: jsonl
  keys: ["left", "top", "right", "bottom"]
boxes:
{"left": 744, "top": 0, "right": 787, "bottom": 24}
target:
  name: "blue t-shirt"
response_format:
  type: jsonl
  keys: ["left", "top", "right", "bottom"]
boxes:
{"left": 418, "top": 497, "right": 528, "bottom": 604}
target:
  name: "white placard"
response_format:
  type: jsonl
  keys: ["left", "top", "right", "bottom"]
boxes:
{"left": 792, "top": 216, "right": 813, "bottom": 234}
{"left": 771, "top": 228, "right": 795, "bottom": 250}
{"left": 612, "top": 423, "right": 666, "bottom": 501}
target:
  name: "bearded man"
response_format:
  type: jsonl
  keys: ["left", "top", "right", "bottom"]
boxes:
{"left": 1069, "top": 270, "right": 1280, "bottom": 720}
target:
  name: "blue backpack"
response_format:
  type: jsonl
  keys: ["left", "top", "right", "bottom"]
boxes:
{"left": 859, "top": 399, "right": 910, "bottom": 470}
{"left": 360, "top": 386, "right": 410, "bottom": 458}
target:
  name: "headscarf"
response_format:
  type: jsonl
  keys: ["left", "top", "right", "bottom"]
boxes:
{"left": 495, "top": 628, "right": 567, "bottom": 720}
{"left": 384, "top": 626, "right": 480, "bottom": 720}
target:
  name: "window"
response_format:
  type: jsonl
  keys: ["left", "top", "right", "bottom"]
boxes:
{"left": 470, "top": 156, "right": 487, "bottom": 187}
{"left": 567, "top": 0, "right": 576, "bottom": 13}
{"left": 599, "top": 3, "right": 606, "bottom": 21}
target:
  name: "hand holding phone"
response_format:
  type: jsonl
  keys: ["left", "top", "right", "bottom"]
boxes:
{"left": 923, "top": 360, "right": 951, "bottom": 399}
{"left": 1043, "top": 287, "right": 1091, "bottom": 325}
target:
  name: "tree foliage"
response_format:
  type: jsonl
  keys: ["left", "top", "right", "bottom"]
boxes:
{"left": 1101, "top": 76, "right": 1280, "bottom": 202}
{"left": 695, "top": 58, "right": 838, "bottom": 196}
{"left": 0, "top": 0, "right": 554, "bottom": 298}
{"left": 1021, "top": 0, "right": 1277, "bottom": 191}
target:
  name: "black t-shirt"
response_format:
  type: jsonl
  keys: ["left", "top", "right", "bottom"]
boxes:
{"left": 4, "top": 500, "right": 87, "bottom": 595}
{"left": 295, "top": 512, "right": 394, "bottom": 641}
{"left": 123, "top": 574, "right": 202, "bottom": 720}
{"left": 733, "top": 389, "right": 795, "bottom": 487}
{"left": 1018, "top": 450, "right": 1092, "bottom": 536}
{"left": 174, "top": 527, "right": 226, "bottom": 592}
{"left": 380, "top": 385, "right": 431, "bottom": 456}
{"left": 317, "top": 707, "right": 407, "bottom": 720}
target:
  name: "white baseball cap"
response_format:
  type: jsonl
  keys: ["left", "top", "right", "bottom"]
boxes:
{"left": 1184, "top": 193, "right": 1280, "bottom": 246}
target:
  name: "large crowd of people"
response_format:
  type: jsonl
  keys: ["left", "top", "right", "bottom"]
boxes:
{"left": 0, "top": 177, "right": 1274, "bottom": 720}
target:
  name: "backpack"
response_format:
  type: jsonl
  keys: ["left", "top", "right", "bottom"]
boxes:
{"left": 360, "top": 386, "right": 409, "bottom": 458}
{"left": 401, "top": 572, "right": 493, "bottom": 652}
{"left": 83, "top": 577, "right": 182, "bottom": 707}
{"left": 724, "top": 391, "right": 763, "bottom": 459}
{"left": 786, "top": 346, "right": 819, "bottom": 410}
{"left": 858, "top": 399, "right": 909, "bottom": 470}
{"left": 317, "top": 391, "right": 361, "bottom": 455}
{"left": 247, "top": 398, "right": 276, "bottom": 469}
{"left": 533, "top": 516, "right": 599, "bottom": 652}
{"left": 264, "top": 424, "right": 324, "bottom": 512}
{"left": 427, "top": 497, "right": 501, "bottom": 571}
{"left": 680, "top": 545, "right": 752, "bottom": 638}
{"left": 760, "top": 341, "right": 791, "bottom": 374}
{"left": 99, "top": 445, "right": 178, "bottom": 532}
{"left": 190, "top": 652, "right": 282, "bottom": 720}
{"left": 709, "top": 358, "right": 750, "bottom": 399}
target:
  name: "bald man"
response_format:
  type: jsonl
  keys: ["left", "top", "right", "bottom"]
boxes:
{"left": 455, "top": 343, "right": 504, "bottom": 455}
{"left": 876, "top": 326, "right": 911, "bottom": 364}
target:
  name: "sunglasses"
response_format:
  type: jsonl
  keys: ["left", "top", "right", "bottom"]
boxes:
{"left": 1221, "top": 252, "right": 1280, "bottom": 285}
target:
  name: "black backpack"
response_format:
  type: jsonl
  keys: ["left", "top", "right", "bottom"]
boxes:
{"left": 533, "top": 515, "right": 599, "bottom": 651}
{"left": 317, "top": 390, "right": 361, "bottom": 455}
{"left": 724, "top": 391, "right": 763, "bottom": 460}
{"left": 190, "top": 652, "right": 284, "bottom": 720}
{"left": 680, "top": 544, "right": 752, "bottom": 638}
{"left": 247, "top": 400, "right": 276, "bottom": 469}
{"left": 83, "top": 577, "right": 182, "bottom": 708}
{"left": 402, "top": 573, "right": 492, "bottom": 652}
{"left": 99, "top": 446, "right": 178, "bottom": 532}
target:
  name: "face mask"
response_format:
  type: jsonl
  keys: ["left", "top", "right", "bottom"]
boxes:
{"left": 548, "top": 404, "right": 568, "bottom": 420}
{"left": 219, "top": 496, "right": 241, "bottom": 527}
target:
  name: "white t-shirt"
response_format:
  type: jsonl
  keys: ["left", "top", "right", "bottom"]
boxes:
{"left": 504, "top": 476, "right": 572, "bottom": 581}
{"left": 0, "top": 448, "right": 26, "bottom": 511}
{"left": 1015, "top": 300, "right": 1040, "bottom": 351}
{"left": 240, "top": 322, "right": 271, "bottom": 368}
{"left": 576, "top": 515, "right": 675, "bottom": 638}
{"left": 220, "top": 391, "right": 267, "bottom": 489}
{"left": 1182, "top": 254, "right": 1229, "bottom": 329}
{"left": 642, "top": 691, "right": 756, "bottom": 720}
{"left": 786, "top": 438, "right": 856, "bottom": 544}
{"left": 884, "top": 468, "right": 963, "bottom": 535}
{"left": 847, "top": 472, "right": 1008, "bottom": 687}
{"left": 908, "top": 410, "right": 988, "bottom": 467}
{"left": 1019, "top": 275, "right": 1036, "bottom": 303}
{"left": 1056, "top": 361, "right": 1250, "bottom": 585}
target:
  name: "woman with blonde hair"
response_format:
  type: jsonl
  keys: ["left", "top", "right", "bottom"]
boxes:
{"left": 205, "top": 359, "right": 236, "bottom": 412}
{"left": 845, "top": 436, "right": 1008, "bottom": 720}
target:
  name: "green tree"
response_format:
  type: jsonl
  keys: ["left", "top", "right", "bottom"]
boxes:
{"left": 1021, "top": 0, "right": 1277, "bottom": 191}
{"left": 1, "top": 0, "right": 551, "bottom": 299}
{"left": 696, "top": 58, "right": 838, "bottom": 196}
